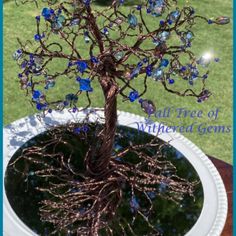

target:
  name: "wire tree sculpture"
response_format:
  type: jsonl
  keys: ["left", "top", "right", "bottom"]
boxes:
{"left": 12, "top": 0, "right": 229, "bottom": 235}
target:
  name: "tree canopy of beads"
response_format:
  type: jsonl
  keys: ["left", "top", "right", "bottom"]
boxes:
{"left": 14, "top": 0, "right": 229, "bottom": 116}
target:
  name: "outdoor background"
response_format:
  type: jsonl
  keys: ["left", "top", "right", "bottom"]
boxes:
{"left": 4, "top": 0, "right": 233, "bottom": 163}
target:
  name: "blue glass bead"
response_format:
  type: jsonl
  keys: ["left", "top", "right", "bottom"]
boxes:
{"left": 152, "top": 68, "right": 163, "bottom": 80}
{"left": 169, "top": 10, "right": 180, "bottom": 22}
{"left": 84, "top": 31, "right": 90, "bottom": 43}
{"left": 128, "top": 91, "right": 139, "bottom": 102}
{"left": 57, "top": 15, "right": 65, "bottom": 24}
{"left": 158, "top": 182, "right": 168, "bottom": 193}
{"left": 128, "top": 14, "right": 138, "bottom": 28}
{"left": 137, "top": 5, "right": 142, "bottom": 10}
{"left": 190, "top": 8, "right": 195, "bottom": 15}
{"left": 45, "top": 80, "right": 55, "bottom": 89}
{"left": 12, "top": 49, "right": 23, "bottom": 60}
{"left": 137, "top": 62, "right": 143, "bottom": 68}
{"left": 143, "top": 58, "right": 148, "bottom": 63}
{"left": 65, "top": 94, "right": 78, "bottom": 103}
{"left": 72, "top": 107, "right": 78, "bottom": 113}
{"left": 34, "top": 34, "right": 41, "bottom": 41}
{"left": 203, "top": 74, "right": 208, "bottom": 79}
{"left": 64, "top": 101, "right": 69, "bottom": 106}
{"left": 158, "top": 31, "right": 170, "bottom": 41}
{"left": 70, "top": 19, "right": 80, "bottom": 26}
{"left": 147, "top": 192, "right": 156, "bottom": 200}
{"left": 42, "top": 8, "right": 52, "bottom": 20}
{"left": 168, "top": 79, "right": 175, "bottom": 84}
{"left": 77, "top": 61, "right": 88, "bottom": 73}
{"left": 102, "top": 27, "right": 109, "bottom": 35}
{"left": 186, "top": 31, "right": 193, "bottom": 40}
{"left": 160, "top": 59, "right": 169, "bottom": 67}
{"left": 114, "top": 51, "right": 124, "bottom": 60}
{"left": 35, "top": 16, "right": 40, "bottom": 22}
{"left": 36, "top": 103, "right": 47, "bottom": 111}
{"left": 160, "top": 20, "right": 165, "bottom": 26}
{"left": 147, "top": 8, "right": 151, "bottom": 14}
{"left": 214, "top": 58, "right": 220, "bottom": 62}
{"left": 146, "top": 65, "right": 152, "bottom": 76}
{"left": 119, "top": 0, "right": 124, "bottom": 5}
{"left": 68, "top": 61, "right": 73, "bottom": 67}
{"left": 130, "top": 196, "right": 140, "bottom": 212}
{"left": 208, "top": 19, "right": 213, "bottom": 24}
{"left": 74, "top": 127, "right": 81, "bottom": 134}
{"left": 150, "top": 5, "right": 164, "bottom": 17}
{"left": 48, "top": 109, "right": 52, "bottom": 113}
{"left": 90, "top": 56, "right": 98, "bottom": 63}
{"left": 83, "top": 0, "right": 90, "bottom": 6}
{"left": 114, "top": 143, "right": 123, "bottom": 152}
{"left": 167, "top": 19, "right": 172, "bottom": 25}
{"left": 78, "top": 78, "right": 93, "bottom": 92}
{"left": 130, "top": 67, "right": 140, "bottom": 79}
{"left": 175, "top": 150, "right": 183, "bottom": 159}
{"left": 32, "top": 90, "right": 42, "bottom": 99}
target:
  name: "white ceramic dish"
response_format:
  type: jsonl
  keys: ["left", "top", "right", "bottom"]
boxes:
{"left": 3, "top": 109, "right": 228, "bottom": 236}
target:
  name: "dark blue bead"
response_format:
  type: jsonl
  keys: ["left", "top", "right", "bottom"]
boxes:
{"left": 208, "top": 19, "right": 213, "bottom": 24}
{"left": 74, "top": 127, "right": 81, "bottom": 134}
{"left": 33, "top": 90, "right": 41, "bottom": 99}
{"left": 68, "top": 61, "right": 73, "bottom": 67}
{"left": 168, "top": 79, "right": 175, "bottom": 84}
{"left": 35, "top": 16, "right": 40, "bottom": 21}
{"left": 147, "top": 8, "right": 151, "bottom": 14}
{"left": 72, "top": 107, "right": 78, "bottom": 113}
{"left": 77, "top": 61, "right": 88, "bottom": 73}
{"left": 34, "top": 34, "right": 41, "bottom": 41}
{"left": 137, "top": 5, "right": 142, "bottom": 10}
{"left": 48, "top": 109, "right": 52, "bottom": 113}
{"left": 90, "top": 56, "right": 98, "bottom": 63}
{"left": 63, "top": 101, "right": 69, "bottom": 106}
{"left": 128, "top": 91, "right": 139, "bottom": 102}
{"left": 160, "top": 20, "right": 165, "bottom": 26}
{"left": 137, "top": 62, "right": 143, "bottom": 67}
{"left": 143, "top": 58, "right": 148, "bottom": 63}
{"left": 36, "top": 103, "right": 47, "bottom": 110}
{"left": 167, "top": 19, "right": 172, "bottom": 25}
{"left": 146, "top": 70, "right": 152, "bottom": 76}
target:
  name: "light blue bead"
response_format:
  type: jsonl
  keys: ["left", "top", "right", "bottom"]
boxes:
{"left": 128, "top": 14, "right": 138, "bottom": 28}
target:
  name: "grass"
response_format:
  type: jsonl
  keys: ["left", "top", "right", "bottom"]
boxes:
{"left": 3, "top": 0, "right": 233, "bottom": 163}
